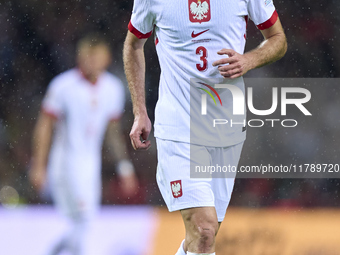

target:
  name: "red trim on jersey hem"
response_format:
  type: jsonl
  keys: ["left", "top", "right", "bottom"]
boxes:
{"left": 109, "top": 114, "right": 122, "bottom": 122}
{"left": 244, "top": 15, "right": 249, "bottom": 39}
{"left": 257, "top": 10, "right": 278, "bottom": 30}
{"left": 128, "top": 21, "right": 152, "bottom": 39}
{"left": 42, "top": 107, "right": 59, "bottom": 120}
{"left": 155, "top": 37, "right": 159, "bottom": 46}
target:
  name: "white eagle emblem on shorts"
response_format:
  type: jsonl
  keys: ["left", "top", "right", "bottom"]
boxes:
{"left": 170, "top": 180, "right": 183, "bottom": 198}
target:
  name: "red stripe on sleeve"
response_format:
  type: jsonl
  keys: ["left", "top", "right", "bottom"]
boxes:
{"left": 257, "top": 10, "right": 278, "bottom": 30}
{"left": 42, "top": 108, "right": 59, "bottom": 120}
{"left": 109, "top": 113, "right": 123, "bottom": 122}
{"left": 128, "top": 21, "right": 152, "bottom": 39}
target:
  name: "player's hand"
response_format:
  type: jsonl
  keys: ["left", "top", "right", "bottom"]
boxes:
{"left": 212, "top": 49, "right": 252, "bottom": 79}
{"left": 119, "top": 172, "right": 139, "bottom": 197}
{"left": 129, "top": 113, "right": 152, "bottom": 150}
{"left": 29, "top": 165, "right": 46, "bottom": 191}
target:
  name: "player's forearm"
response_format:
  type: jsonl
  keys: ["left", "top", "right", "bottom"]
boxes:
{"left": 123, "top": 36, "right": 148, "bottom": 117}
{"left": 111, "top": 136, "right": 135, "bottom": 177}
{"left": 107, "top": 122, "right": 135, "bottom": 177}
{"left": 107, "top": 122, "right": 129, "bottom": 161}
{"left": 112, "top": 140, "right": 129, "bottom": 161}
{"left": 32, "top": 114, "right": 54, "bottom": 168}
{"left": 245, "top": 31, "right": 287, "bottom": 71}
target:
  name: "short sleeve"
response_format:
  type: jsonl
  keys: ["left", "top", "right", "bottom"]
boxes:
{"left": 109, "top": 78, "right": 126, "bottom": 121}
{"left": 42, "top": 79, "right": 64, "bottom": 119}
{"left": 128, "top": 0, "right": 155, "bottom": 39}
{"left": 248, "top": 0, "right": 278, "bottom": 30}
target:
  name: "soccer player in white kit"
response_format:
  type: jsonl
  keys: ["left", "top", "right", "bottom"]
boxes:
{"left": 30, "top": 34, "right": 138, "bottom": 255}
{"left": 124, "top": 0, "right": 287, "bottom": 254}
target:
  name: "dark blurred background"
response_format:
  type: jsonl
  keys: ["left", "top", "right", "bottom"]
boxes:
{"left": 0, "top": 0, "right": 339, "bottom": 208}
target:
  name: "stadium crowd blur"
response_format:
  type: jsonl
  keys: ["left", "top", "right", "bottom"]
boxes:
{"left": 0, "top": 0, "right": 339, "bottom": 207}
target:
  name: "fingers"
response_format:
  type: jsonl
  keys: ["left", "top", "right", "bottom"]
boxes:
{"left": 218, "top": 63, "right": 243, "bottom": 78}
{"left": 226, "top": 71, "right": 243, "bottom": 79}
{"left": 212, "top": 49, "right": 237, "bottom": 67}
{"left": 130, "top": 131, "right": 151, "bottom": 150}
{"left": 212, "top": 57, "right": 236, "bottom": 67}
{"left": 217, "top": 62, "right": 240, "bottom": 72}
{"left": 140, "top": 129, "right": 150, "bottom": 141}
{"left": 212, "top": 49, "right": 247, "bottom": 79}
{"left": 129, "top": 116, "right": 152, "bottom": 150}
{"left": 217, "top": 48, "right": 236, "bottom": 56}
{"left": 213, "top": 60, "right": 243, "bottom": 78}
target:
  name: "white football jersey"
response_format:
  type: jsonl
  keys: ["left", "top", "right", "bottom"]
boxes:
{"left": 129, "top": 0, "right": 277, "bottom": 147}
{"left": 42, "top": 69, "right": 125, "bottom": 182}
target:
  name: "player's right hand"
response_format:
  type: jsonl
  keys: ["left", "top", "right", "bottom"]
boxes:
{"left": 212, "top": 48, "right": 252, "bottom": 79}
{"left": 29, "top": 165, "right": 46, "bottom": 191}
{"left": 129, "top": 113, "right": 152, "bottom": 150}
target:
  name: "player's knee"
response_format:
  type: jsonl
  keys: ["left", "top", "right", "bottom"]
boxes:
{"left": 197, "top": 224, "right": 215, "bottom": 246}
{"left": 182, "top": 208, "right": 219, "bottom": 252}
{"left": 194, "top": 221, "right": 218, "bottom": 251}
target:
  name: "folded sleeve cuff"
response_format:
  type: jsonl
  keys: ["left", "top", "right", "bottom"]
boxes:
{"left": 42, "top": 107, "right": 60, "bottom": 120}
{"left": 128, "top": 21, "right": 152, "bottom": 39}
{"left": 257, "top": 10, "right": 278, "bottom": 30}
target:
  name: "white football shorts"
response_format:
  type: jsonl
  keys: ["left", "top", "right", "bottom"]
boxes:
{"left": 156, "top": 138, "right": 244, "bottom": 222}
{"left": 48, "top": 166, "right": 101, "bottom": 220}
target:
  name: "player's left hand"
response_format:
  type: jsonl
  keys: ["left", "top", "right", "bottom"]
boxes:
{"left": 130, "top": 113, "right": 152, "bottom": 150}
{"left": 212, "top": 49, "right": 252, "bottom": 79}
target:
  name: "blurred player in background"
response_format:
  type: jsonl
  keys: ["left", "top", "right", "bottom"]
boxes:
{"left": 124, "top": 0, "right": 286, "bottom": 254}
{"left": 29, "top": 34, "right": 138, "bottom": 255}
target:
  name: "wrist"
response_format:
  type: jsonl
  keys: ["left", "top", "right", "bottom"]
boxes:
{"left": 244, "top": 52, "right": 257, "bottom": 71}
{"left": 133, "top": 106, "right": 148, "bottom": 117}
{"left": 133, "top": 109, "right": 148, "bottom": 119}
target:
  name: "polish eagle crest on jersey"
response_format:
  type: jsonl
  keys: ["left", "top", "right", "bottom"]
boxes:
{"left": 170, "top": 180, "right": 183, "bottom": 198}
{"left": 189, "top": 0, "right": 211, "bottom": 23}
